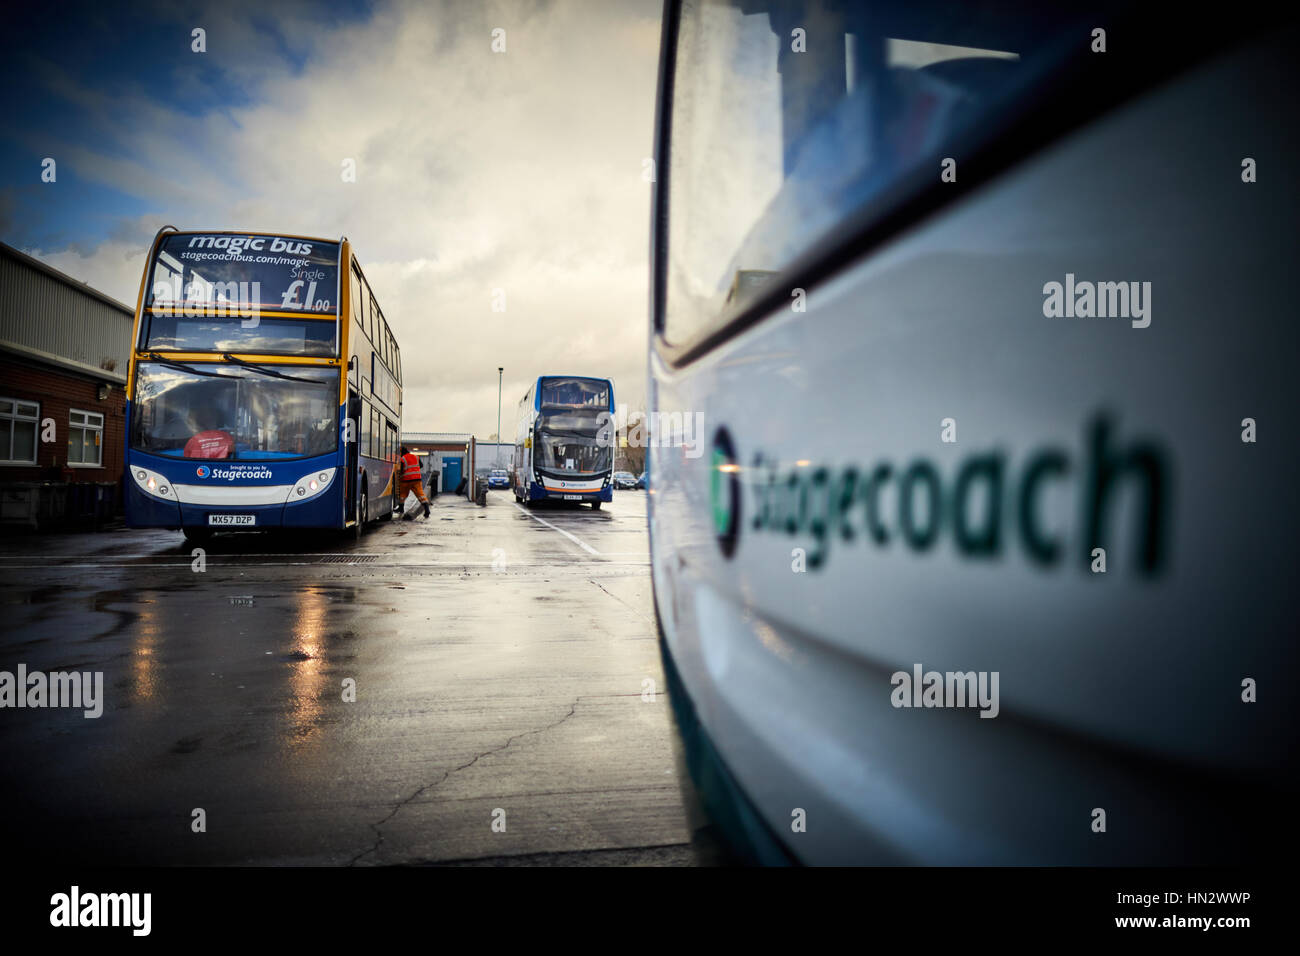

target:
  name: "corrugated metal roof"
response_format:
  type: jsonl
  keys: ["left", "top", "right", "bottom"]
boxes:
{"left": 0, "top": 242, "right": 135, "bottom": 382}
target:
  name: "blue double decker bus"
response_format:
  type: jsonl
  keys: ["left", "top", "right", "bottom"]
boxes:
{"left": 512, "top": 376, "right": 615, "bottom": 509}
{"left": 124, "top": 228, "right": 402, "bottom": 542}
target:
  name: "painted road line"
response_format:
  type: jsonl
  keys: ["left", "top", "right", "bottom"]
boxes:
{"left": 513, "top": 503, "right": 601, "bottom": 556}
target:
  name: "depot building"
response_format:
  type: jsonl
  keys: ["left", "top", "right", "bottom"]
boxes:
{"left": 400, "top": 432, "right": 471, "bottom": 493}
{"left": 0, "top": 242, "right": 133, "bottom": 530}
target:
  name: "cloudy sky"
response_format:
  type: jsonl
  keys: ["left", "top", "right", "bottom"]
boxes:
{"left": 1, "top": 0, "right": 663, "bottom": 437}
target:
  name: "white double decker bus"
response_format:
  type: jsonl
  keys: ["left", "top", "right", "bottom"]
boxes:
{"left": 512, "top": 375, "right": 615, "bottom": 510}
{"left": 647, "top": 0, "right": 1296, "bottom": 865}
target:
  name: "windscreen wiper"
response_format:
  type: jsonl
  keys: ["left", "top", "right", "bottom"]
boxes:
{"left": 145, "top": 353, "right": 227, "bottom": 378}
{"left": 219, "top": 353, "right": 328, "bottom": 385}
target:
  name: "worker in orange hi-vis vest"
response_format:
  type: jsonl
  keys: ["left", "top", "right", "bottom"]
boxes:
{"left": 396, "top": 445, "right": 431, "bottom": 519}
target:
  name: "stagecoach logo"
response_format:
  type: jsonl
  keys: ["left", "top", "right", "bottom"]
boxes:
{"left": 198, "top": 465, "right": 275, "bottom": 481}
{"left": 711, "top": 427, "right": 741, "bottom": 558}
{"left": 712, "top": 412, "right": 1170, "bottom": 576}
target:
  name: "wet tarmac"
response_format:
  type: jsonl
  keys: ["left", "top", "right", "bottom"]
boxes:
{"left": 0, "top": 491, "right": 697, "bottom": 865}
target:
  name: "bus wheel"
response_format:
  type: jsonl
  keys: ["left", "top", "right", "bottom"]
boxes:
{"left": 183, "top": 527, "right": 212, "bottom": 546}
{"left": 591, "top": 500, "right": 602, "bottom": 511}
{"left": 353, "top": 489, "right": 368, "bottom": 540}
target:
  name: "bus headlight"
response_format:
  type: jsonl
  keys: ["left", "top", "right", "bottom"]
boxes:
{"left": 288, "top": 467, "right": 334, "bottom": 503}
{"left": 132, "top": 466, "right": 177, "bottom": 500}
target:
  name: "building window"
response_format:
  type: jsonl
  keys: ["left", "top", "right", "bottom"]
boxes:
{"left": 68, "top": 409, "right": 105, "bottom": 467}
{"left": 1, "top": 398, "right": 39, "bottom": 465}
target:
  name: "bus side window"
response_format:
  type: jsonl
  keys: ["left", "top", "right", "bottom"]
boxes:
{"left": 358, "top": 274, "right": 370, "bottom": 333}
{"left": 662, "top": 1, "right": 1066, "bottom": 349}
{"left": 360, "top": 400, "right": 372, "bottom": 457}
{"left": 350, "top": 267, "right": 364, "bottom": 327}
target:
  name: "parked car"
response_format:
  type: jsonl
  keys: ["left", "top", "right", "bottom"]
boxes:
{"left": 612, "top": 471, "right": 638, "bottom": 490}
{"left": 487, "top": 469, "right": 510, "bottom": 489}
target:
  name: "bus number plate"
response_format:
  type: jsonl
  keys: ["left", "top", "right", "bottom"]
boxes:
{"left": 563, "top": 494, "right": 583, "bottom": 501}
{"left": 209, "top": 514, "right": 255, "bottom": 526}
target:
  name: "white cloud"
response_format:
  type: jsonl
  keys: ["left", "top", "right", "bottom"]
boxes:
{"left": 24, "top": 0, "right": 663, "bottom": 434}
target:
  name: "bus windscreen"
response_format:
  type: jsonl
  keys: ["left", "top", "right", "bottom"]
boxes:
{"left": 131, "top": 363, "right": 338, "bottom": 461}
{"left": 141, "top": 314, "right": 337, "bottom": 356}
{"left": 538, "top": 376, "right": 611, "bottom": 409}
{"left": 534, "top": 404, "right": 612, "bottom": 475}
{"left": 147, "top": 234, "right": 340, "bottom": 317}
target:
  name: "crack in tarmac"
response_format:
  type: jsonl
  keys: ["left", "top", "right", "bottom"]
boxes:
{"left": 347, "top": 698, "right": 581, "bottom": 866}
{"left": 589, "top": 579, "right": 654, "bottom": 623}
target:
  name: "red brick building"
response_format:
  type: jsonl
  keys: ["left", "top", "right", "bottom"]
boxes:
{"left": 1, "top": 242, "right": 134, "bottom": 529}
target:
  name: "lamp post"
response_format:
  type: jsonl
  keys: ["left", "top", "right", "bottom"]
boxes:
{"left": 496, "top": 367, "right": 503, "bottom": 468}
